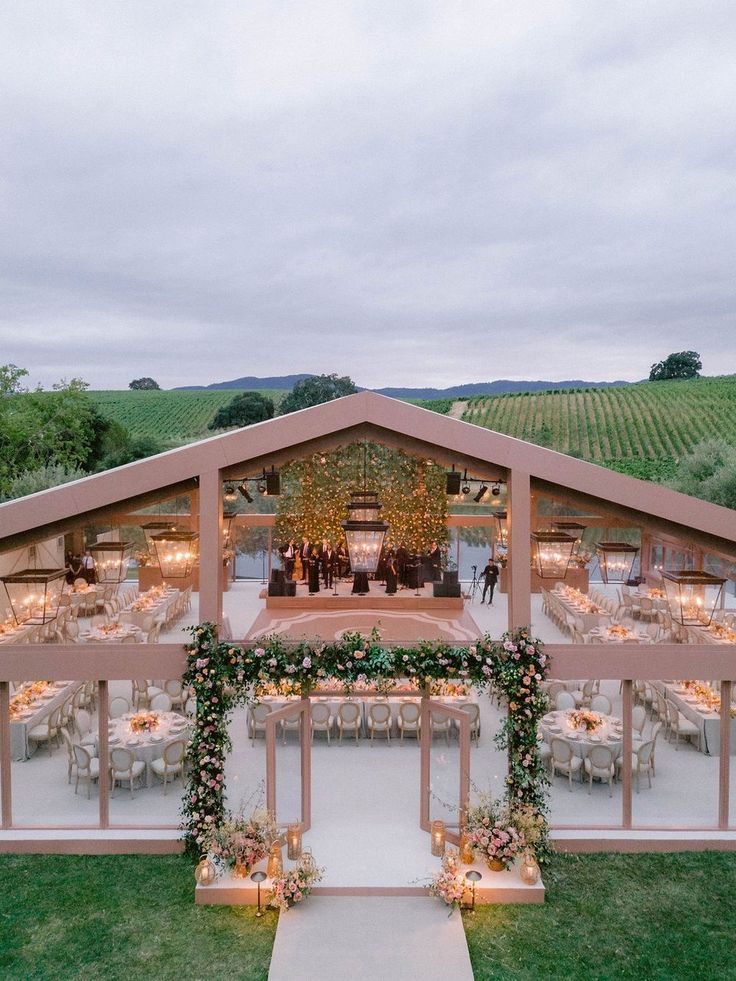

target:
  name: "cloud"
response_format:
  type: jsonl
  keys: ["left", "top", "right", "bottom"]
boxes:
{"left": 1, "top": 1, "right": 734, "bottom": 389}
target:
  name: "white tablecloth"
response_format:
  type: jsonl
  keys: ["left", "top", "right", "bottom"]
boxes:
{"left": 540, "top": 709, "right": 623, "bottom": 760}
{"left": 124, "top": 589, "right": 180, "bottom": 629}
{"left": 651, "top": 681, "right": 736, "bottom": 755}
{"left": 10, "top": 681, "right": 82, "bottom": 760}
{"left": 106, "top": 711, "right": 190, "bottom": 785}
{"left": 80, "top": 625, "right": 143, "bottom": 644}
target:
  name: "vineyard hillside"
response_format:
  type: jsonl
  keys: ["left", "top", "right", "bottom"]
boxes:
{"left": 461, "top": 375, "right": 736, "bottom": 481}
{"left": 89, "top": 389, "right": 286, "bottom": 443}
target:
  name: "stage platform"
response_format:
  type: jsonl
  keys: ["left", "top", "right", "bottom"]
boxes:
{"left": 263, "top": 593, "right": 463, "bottom": 611}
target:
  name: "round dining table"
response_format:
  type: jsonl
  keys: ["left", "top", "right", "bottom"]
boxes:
{"left": 106, "top": 711, "right": 190, "bottom": 785}
{"left": 540, "top": 709, "right": 623, "bottom": 759}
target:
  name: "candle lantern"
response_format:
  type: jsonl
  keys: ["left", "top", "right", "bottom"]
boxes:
{"left": 300, "top": 847, "right": 317, "bottom": 874}
{"left": 519, "top": 852, "right": 541, "bottom": 885}
{"left": 459, "top": 831, "right": 475, "bottom": 865}
{"left": 493, "top": 510, "right": 508, "bottom": 548}
{"left": 1, "top": 568, "right": 66, "bottom": 625}
{"left": 430, "top": 820, "right": 446, "bottom": 857}
{"left": 194, "top": 856, "right": 217, "bottom": 886}
{"left": 222, "top": 511, "right": 237, "bottom": 549}
{"left": 287, "top": 823, "right": 302, "bottom": 860}
{"left": 662, "top": 570, "right": 726, "bottom": 626}
{"left": 531, "top": 531, "right": 576, "bottom": 580}
{"left": 141, "top": 521, "right": 179, "bottom": 560}
{"left": 595, "top": 542, "right": 639, "bottom": 584}
{"left": 151, "top": 531, "right": 199, "bottom": 580}
{"left": 267, "top": 842, "right": 283, "bottom": 879}
{"left": 88, "top": 541, "right": 133, "bottom": 584}
{"left": 342, "top": 491, "right": 389, "bottom": 574}
{"left": 552, "top": 522, "right": 586, "bottom": 555}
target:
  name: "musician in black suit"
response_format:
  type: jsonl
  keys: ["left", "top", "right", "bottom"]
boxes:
{"left": 481, "top": 558, "right": 500, "bottom": 604}
{"left": 307, "top": 547, "right": 321, "bottom": 593}
{"left": 299, "top": 537, "right": 311, "bottom": 581}
{"left": 321, "top": 540, "right": 335, "bottom": 589}
{"left": 395, "top": 544, "right": 408, "bottom": 588}
{"left": 385, "top": 549, "right": 398, "bottom": 594}
{"left": 280, "top": 539, "right": 296, "bottom": 579}
{"left": 427, "top": 541, "right": 442, "bottom": 582}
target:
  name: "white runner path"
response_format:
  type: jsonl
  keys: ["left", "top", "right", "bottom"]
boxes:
{"left": 268, "top": 896, "right": 473, "bottom": 981}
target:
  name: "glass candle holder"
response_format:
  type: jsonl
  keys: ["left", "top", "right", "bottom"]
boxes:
{"left": 459, "top": 831, "right": 474, "bottom": 865}
{"left": 430, "top": 820, "right": 446, "bottom": 857}
{"left": 519, "top": 852, "right": 540, "bottom": 885}
{"left": 287, "top": 823, "right": 302, "bottom": 860}
{"left": 267, "top": 842, "right": 283, "bottom": 879}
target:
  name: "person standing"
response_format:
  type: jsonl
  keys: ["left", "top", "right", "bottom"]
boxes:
{"left": 480, "top": 558, "right": 500, "bottom": 604}
{"left": 321, "top": 540, "right": 335, "bottom": 589}
{"left": 280, "top": 539, "right": 296, "bottom": 579}
{"left": 385, "top": 549, "right": 398, "bottom": 594}
{"left": 427, "top": 541, "right": 442, "bottom": 581}
{"left": 396, "top": 543, "right": 408, "bottom": 588}
{"left": 82, "top": 549, "right": 97, "bottom": 585}
{"left": 307, "top": 546, "right": 321, "bottom": 594}
{"left": 336, "top": 540, "right": 349, "bottom": 579}
{"left": 300, "top": 537, "right": 311, "bottom": 581}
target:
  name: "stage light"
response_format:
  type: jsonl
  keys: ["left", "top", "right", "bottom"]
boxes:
{"left": 223, "top": 484, "right": 237, "bottom": 503}
{"left": 461, "top": 483, "right": 471, "bottom": 495}
{"left": 491, "top": 483, "right": 501, "bottom": 497}
{"left": 473, "top": 484, "right": 489, "bottom": 503}
{"left": 257, "top": 481, "right": 267, "bottom": 494}
{"left": 238, "top": 482, "right": 254, "bottom": 503}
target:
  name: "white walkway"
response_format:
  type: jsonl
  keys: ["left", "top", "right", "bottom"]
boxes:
{"left": 267, "top": 896, "right": 473, "bottom": 981}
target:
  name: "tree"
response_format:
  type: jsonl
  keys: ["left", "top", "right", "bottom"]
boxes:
{"left": 208, "top": 391, "right": 274, "bottom": 430}
{"left": 669, "top": 439, "right": 736, "bottom": 508}
{"left": 129, "top": 377, "right": 161, "bottom": 390}
{"left": 278, "top": 373, "right": 358, "bottom": 415}
{"left": 649, "top": 351, "right": 702, "bottom": 381}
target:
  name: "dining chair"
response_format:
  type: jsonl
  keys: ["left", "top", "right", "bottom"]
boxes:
{"left": 457, "top": 702, "right": 481, "bottom": 746}
{"left": 28, "top": 707, "right": 62, "bottom": 757}
{"left": 556, "top": 691, "right": 576, "bottom": 711}
{"left": 248, "top": 703, "right": 271, "bottom": 746}
{"left": 367, "top": 703, "right": 392, "bottom": 744}
{"left": 150, "top": 692, "right": 172, "bottom": 712}
{"left": 429, "top": 709, "right": 452, "bottom": 746}
{"left": 110, "top": 747, "right": 146, "bottom": 798}
{"left": 337, "top": 702, "right": 361, "bottom": 744}
{"left": 550, "top": 738, "right": 582, "bottom": 790}
{"left": 73, "top": 744, "right": 101, "bottom": 798}
{"left": 108, "top": 696, "right": 131, "bottom": 719}
{"left": 590, "top": 693, "right": 612, "bottom": 714}
{"left": 150, "top": 739, "right": 187, "bottom": 794}
{"left": 310, "top": 702, "right": 333, "bottom": 744}
{"left": 398, "top": 702, "right": 421, "bottom": 742}
{"left": 584, "top": 745, "right": 616, "bottom": 796}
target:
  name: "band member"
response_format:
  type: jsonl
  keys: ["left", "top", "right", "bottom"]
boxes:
{"left": 336, "top": 540, "right": 350, "bottom": 579}
{"left": 481, "top": 557, "right": 500, "bottom": 604}
{"left": 427, "top": 541, "right": 442, "bottom": 581}
{"left": 300, "top": 537, "right": 311, "bottom": 581}
{"left": 395, "top": 543, "right": 408, "bottom": 588}
{"left": 307, "top": 546, "right": 321, "bottom": 594}
{"left": 280, "top": 539, "right": 296, "bottom": 579}
{"left": 385, "top": 549, "right": 398, "bottom": 594}
{"left": 321, "top": 540, "right": 335, "bottom": 589}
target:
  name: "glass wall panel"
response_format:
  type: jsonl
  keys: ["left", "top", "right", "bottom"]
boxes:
{"left": 10, "top": 676, "right": 99, "bottom": 827}
{"left": 631, "top": 678, "right": 719, "bottom": 828}
{"left": 543, "top": 679, "right": 622, "bottom": 828}
{"left": 108, "top": 677, "right": 188, "bottom": 826}
{"left": 224, "top": 696, "right": 268, "bottom": 817}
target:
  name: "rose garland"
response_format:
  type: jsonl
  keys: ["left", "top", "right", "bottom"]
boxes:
{"left": 182, "top": 624, "right": 549, "bottom": 857}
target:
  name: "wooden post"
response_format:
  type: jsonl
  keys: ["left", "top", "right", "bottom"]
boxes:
{"left": 198, "top": 468, "right": 223, "bottom": 627}
{"left": 719, "top": 680, "right": 732, "bottom": 829}
{"left": 0, "top": 681, "right": 11, "bottom": 828}
{"left": 508, "top": 469, "right": 531, "bottom": 630}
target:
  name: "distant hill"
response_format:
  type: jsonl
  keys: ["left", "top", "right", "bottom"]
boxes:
{"left": 177, "top": 373, "right": 633, "bottom": 398}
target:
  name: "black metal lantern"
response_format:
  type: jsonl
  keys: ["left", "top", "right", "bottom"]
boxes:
{"left": 1, "top": 568, "right": 67, "bottom": 624}
{"left": 151, "top": 531, "right": 199, "bottom": 580}
{"left": 493, "top": 510, "right": 508, "bottom": 547}
{"left": 222, "top": 511, "right": 237, "bottom": 549}
{"left": 142, "top": 521, "right": 179, "bottom": 560}
{"left": 595, "top": 542, "right": 639, "bottom": 583}
{"left": 531, "top": 531, "right": 576, "bottom": 579}
{"left": 88, "top": 541, "right": 133, "bottom": 584}
{"left": 552, "top": 522, "right": 586, "bottom": 555}
{"left": 662, "top": 570, "right": 726, "bottom": 626}
{"left": 342, "top": 491, "right": 389, "bottom": 574}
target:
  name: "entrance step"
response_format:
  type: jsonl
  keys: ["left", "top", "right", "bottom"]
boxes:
{"left": 267, "top": 896, "right": 474, "bottom": 981}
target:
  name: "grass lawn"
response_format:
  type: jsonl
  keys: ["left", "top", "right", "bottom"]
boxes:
{"left": 464, "top": 851, "right": 736, "bottom": 980}
{"left": 2, "top": 852, "right": 735, "bottom": 980}
{"left": 0, "top": 854, "right": 276, "bottom": 981}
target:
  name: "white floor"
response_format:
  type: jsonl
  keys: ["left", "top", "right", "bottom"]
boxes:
{"left": 267, "top": 897, "right": 473, "bottom": 981}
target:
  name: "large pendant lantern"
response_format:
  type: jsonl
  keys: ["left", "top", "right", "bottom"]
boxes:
{"left": 151, "top": 531, "right": 199, "bottom": 580}
{"left": 531, "top": 531, "right": 576, "bottom": 580}
{"left": 342, "top": 491, "right": 389, "bottom": 574}
{"left": 1, "top": 568, "right": 67, "bottom": 625}
{"left": 222, "top": 511, "right": 237, "bottom": 549}
{"left": 552, "top": 522, "right": 586, "bottom": 555}
{"left": 89, "top": 541, "right": 133, "bottom": 584}
{"left": 595, "top": 542, "right": 639, "bottom": 583}
{"left": 493, "top": 509, "right": 508, "bottom": 547}
{"left": 662, "top": 570, "right": 726, "bottom": 626}
{"left": 142, "top": 521, "right": 179, "bottom": 560}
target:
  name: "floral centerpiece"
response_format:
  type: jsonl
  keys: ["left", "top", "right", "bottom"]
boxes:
{"left": 608, "top": 625, "right": 629, "bottom": 638}
{"left": 205, "top": 810, "right": 278, "bottom": 877}
{"left": 268, "top": 856, "right": 323, "bottom": 911}
{"left": 465, "top": 794, "right": 525, "bottom": 871}
{"left": 428, "top": 851, "right": 466, "bottom": 911}
{"left": 9, "top": 681, "right": 52, "bottom": 719}
{"left": 568, "top": 709, "right": 603, "bottom": 732}
{"left": 130, "top": 712, "right": 160, "bottom": 733}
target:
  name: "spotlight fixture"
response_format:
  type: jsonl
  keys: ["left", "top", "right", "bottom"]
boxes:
{"left": 238, "top": 482, "right": 254, "bottom": 503}
{"left": 257, "top": 481, "right": 267, "bottom": 494}
{"left": 473, "top": 484, "right": 489, "bottom": 503}
{"left": 491, "top": 483, "right": 501, "bottom": 497}
{"left": 223, "top": 484, "right": 237, "bottom": 503}
{"left": 461, "top": 483, "right": 471, "bottom": 495}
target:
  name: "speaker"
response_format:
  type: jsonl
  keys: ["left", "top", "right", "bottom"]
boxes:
{"left": 446, "top": 472, "right": 461, "bottom": 495}
{"left": 265, "top": 472, "right": 281, "bottom": 495}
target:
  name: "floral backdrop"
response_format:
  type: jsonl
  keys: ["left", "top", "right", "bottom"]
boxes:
{"left": 182, "top": 623, "right": 550, "bottom": 859}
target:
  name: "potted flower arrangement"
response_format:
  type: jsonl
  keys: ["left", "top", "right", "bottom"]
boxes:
{"left": 465, "top": 794, "right": 524, "bottom": 871}
{"left": 428, "top": 850, "right": 466, "bottom": 912}
{"left": 268, "top": 855, "right": 323, "bottom": 912}
{"left": 205, "top": 809, "right": 278, "bottom": 879}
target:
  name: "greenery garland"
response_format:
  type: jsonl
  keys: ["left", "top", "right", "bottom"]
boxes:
{"left": 182, "top": 623, "right": 549, "bottom": 857}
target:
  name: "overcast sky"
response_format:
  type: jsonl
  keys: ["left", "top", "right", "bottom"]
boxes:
{"left": 1, "top": 1, "right": 734, "bottom": 391}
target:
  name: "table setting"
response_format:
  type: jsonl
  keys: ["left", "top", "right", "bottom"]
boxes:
{"left": 105, "top": 710, "right": 190, "bottom": 785}
{"left": 80, "top": 622, "right": 143, "bottom": 643}
{"left": 540, "top": 708, "right": 623, "bottom": 759}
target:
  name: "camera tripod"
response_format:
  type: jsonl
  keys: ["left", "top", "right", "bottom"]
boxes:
{"left": 467, "top": 564, "right": 480, "bottom": 602}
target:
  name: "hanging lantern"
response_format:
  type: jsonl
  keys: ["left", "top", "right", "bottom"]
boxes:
{"left": 1, "top": 568, "right": 67, "bottom": 625}
{"left": 341, "top": 491, "right": 389, "bottom": 574}
{"left": 88, "top": 541, "right": 133, "bottom": 584}
{"left": 141, "top": 521, "right": 179, "bottom": 560}
{"left": 595, "top": 542, "right": 639, "bottom": 583}
{"left": 552, "top": 522, "right": 586, "bottom": 555}
{"left": 662, "top": 570, "right": 726, "bottom": 626}
{"left": 222, "top": 511, "right": 237, "bottom": 549}
{"left": 493, "top": 509, "right": 508, "bottom": 547}
{"left": 531, "top": 531, "right": 576, "bottom": 579}
{"left": 151, "top": 531, "right": 199, "bottom": 580}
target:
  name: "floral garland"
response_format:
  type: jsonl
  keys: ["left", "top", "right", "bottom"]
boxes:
{"left": 182, "top": 623, "right": 549, "bottom": 857}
